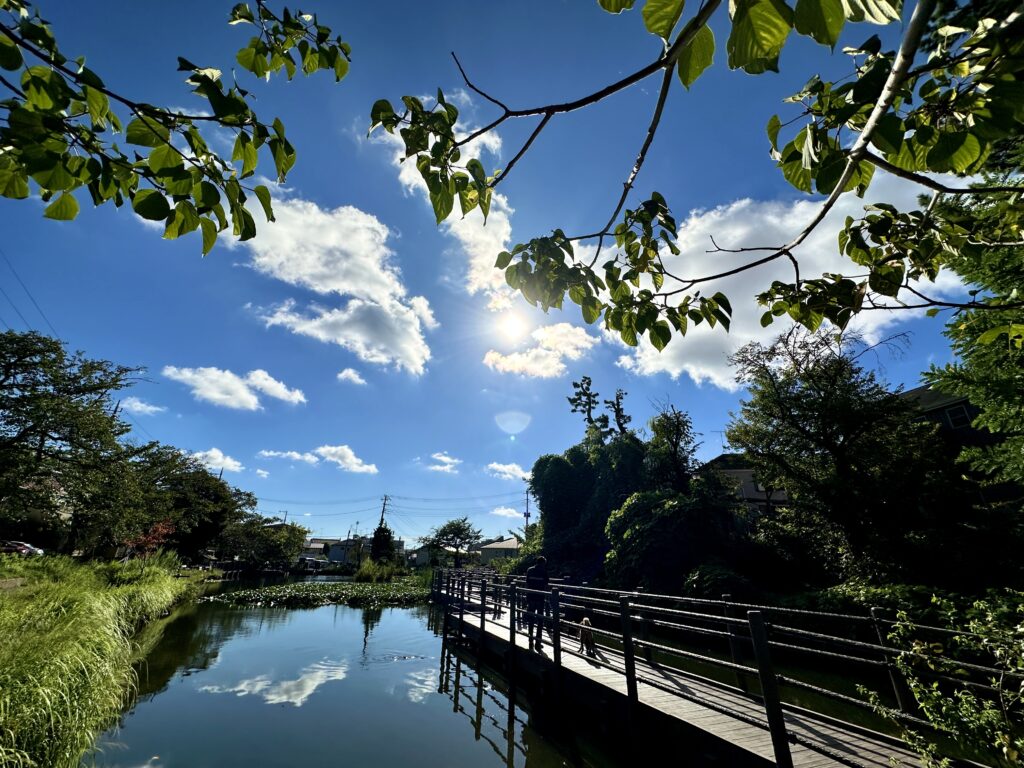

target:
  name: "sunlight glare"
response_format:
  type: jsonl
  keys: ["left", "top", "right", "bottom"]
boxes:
{"left": 497, "top": 312, "right": 528, "bottom": 342}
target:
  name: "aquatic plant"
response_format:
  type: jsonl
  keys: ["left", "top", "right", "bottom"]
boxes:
{"left": 205, "top": 577, "right": 429, "bottom": 610}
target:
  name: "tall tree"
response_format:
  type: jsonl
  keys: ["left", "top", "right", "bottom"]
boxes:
{"left": 370, "top": 521, "right": 396, "bottom": 563}
{"left": 421, "top": 517, "right": 481, "bottom": 568}
{"left": 725, "top": 329, "right": 978, "bottom": 579}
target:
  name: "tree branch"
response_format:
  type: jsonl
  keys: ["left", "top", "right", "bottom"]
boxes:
{"left": 491, "top": 111, "right": 552, "bottom": 189}
{"left": 863, "top": 149, "right": 1024, "bottom": 195}
{"left": 784, "top": 0, "right": 937, "bottom": 252}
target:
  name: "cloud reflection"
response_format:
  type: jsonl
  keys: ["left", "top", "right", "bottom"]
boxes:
{"left": 200, "top": 658, "right": 349, "bottom": 707}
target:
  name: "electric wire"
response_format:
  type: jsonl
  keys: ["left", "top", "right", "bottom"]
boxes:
{"left": 0, "top": 246, "right": 60, "bottom": 337}
{"left": 0, "top": 283, "right": 32, "bottom": 330}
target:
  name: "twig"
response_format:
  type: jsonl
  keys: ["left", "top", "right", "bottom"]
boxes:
{"left": 491, "top": 111, "right": 552, "bottom": 189}
{"left": 863, "top": 150, "right": 1023, "bottom": 195}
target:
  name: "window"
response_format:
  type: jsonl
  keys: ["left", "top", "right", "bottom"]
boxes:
{"left": 945, "top": 405, "right": 971, "bottom": 429}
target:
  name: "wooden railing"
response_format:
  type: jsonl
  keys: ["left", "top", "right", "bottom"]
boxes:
{"left": 430, "top": 568, "right": 1015, "bottom": 767}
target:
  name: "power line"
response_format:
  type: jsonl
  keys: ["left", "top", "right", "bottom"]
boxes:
{"left": 390, "top": 491, "right": 524, "bottom": 502}
{"left": 0, "top": 247, "right": 59, "bottom": 337}
{"left": 0, "top": 283, "right": 32, "bottom": 330}
{"left": 255, "top": 495, "right": 382, "bottom": 506}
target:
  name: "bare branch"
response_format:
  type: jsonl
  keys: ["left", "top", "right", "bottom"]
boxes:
{"left": 451, "top": 52, "right": 511, "bottom": 113}
{"left": 491, "top": 111, "right": 552, "bottom": 189}
{"left": 864, "top": 150, "right": 1024, "bottom": 195}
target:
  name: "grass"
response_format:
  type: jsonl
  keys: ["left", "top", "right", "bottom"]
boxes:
{"left": 0, "top": 553, "right": 198, "bottom": 768}
{"left": 205, "top": 576, "right": 430, "bottom": 609}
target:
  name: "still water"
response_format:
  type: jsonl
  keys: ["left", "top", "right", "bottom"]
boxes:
{"left": 83, "top": 602, "right": 600, "bottom": 768}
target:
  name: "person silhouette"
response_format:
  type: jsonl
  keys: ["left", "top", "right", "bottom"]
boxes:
{"left": 524, "top": 556, "right": 549, "bottom": 651}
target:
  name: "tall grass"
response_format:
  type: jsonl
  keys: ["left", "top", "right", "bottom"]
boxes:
{"left": 353, "top": 558, "right": 402, "bottom": 583}
{"left": 0, "top": 553, "right": 195, "bottom": 768}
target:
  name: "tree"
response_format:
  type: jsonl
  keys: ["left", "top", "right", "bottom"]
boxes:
{"left": 567, "top": 376, "right": 610, "bottom": 436}
{"left": 0, "top": 1, "right": 348, "bottom": 251}
{"left": 369, "top": 521, "right": 395, "bottom": 563}
{"left": 165, "top": 464, "right": 256, "bottom": 562}
{"left": 604, "top": 474, "right": 743, "bottom": 593}
{"left": 421, "top": 516, "right": 481, "bottom": 568}
{"left": 0, "top": 330, "right": 136, "bottom": 536}
{"left": 644, "top": 403, "right": 700, "bottom": 493}
{"left": 725, "top": 329, "right": 980, "bottom": 580}
{"left": 371, "top": 1, "right": 1024, "bottom": 351}
{"left": 218, "top": 512, "right": 306, "bottom": 566}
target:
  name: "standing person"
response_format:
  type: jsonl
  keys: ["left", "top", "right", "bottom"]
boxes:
{"left": 524, "top": 556, "right": 549, "bottom": 651}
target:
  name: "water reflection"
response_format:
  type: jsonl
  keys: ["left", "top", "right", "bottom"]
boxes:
{"left": 199, "top": 657, "right": 350, "bottom": 706}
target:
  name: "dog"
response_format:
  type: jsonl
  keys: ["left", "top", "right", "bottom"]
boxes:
{"left": 578, "top": 616, "right": 596, "bottom": 657}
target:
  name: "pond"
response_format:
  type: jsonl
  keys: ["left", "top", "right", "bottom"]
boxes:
{"left": 82, "top": 602, "right": 613, "bottom": 768}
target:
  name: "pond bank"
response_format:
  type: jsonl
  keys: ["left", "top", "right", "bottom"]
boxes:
{"left": 0, "top": 554, "right": 203, "bottom": 768}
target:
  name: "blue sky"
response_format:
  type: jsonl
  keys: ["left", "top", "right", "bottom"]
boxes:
{"left": 0, "top": 1, "right": 962, "bottom": 543}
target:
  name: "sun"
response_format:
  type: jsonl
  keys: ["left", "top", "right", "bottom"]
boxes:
{"left": 496, "top": 311, "right": 528, "bottom": 342}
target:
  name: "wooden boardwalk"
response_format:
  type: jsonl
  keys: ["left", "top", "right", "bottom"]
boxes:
{"left": 444, "top": 592, "right": 925, "bottom": 768}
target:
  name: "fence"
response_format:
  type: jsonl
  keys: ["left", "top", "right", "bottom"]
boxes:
{"left": 430, "top": 568, "right": 1015, "bottom": 767}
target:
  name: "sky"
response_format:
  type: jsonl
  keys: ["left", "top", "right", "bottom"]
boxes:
{"left": 0, "top": 1, "right": 965, "bottom": 544}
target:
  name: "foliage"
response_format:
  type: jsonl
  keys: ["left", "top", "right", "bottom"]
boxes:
{"left": 643, "top": 402, "right": 700, "bottom": 493}
{"left": 869, "top": 592, "right": 1024, "bottom": 766}
{"left": 369, "top": 521, "right": 396, "bottom": 563}
{"left": 217, "top": 513, "right": 306, "bottom": 566}
{"left": 604, "top": 474, "right": 744, "bottom": 593}
{"left": 0, "top": 1, "right": 348, "bottom": 252}
{"left": 354, "top": 557, "right": 400, "bottom": 583}
{"left": 725, "top": 328, "right": 986, "bottom": 581}
{"left": 420, "top": 516, "right": 481, "bottom": 568}
{"left": 205, "top": 576, "right": 429, "bottom": 609}
{"left": 0, "top": 554, "right": 194, "bottom": 767}
{"left": 372, "top": 0, "right": 1024, "bottom": 349}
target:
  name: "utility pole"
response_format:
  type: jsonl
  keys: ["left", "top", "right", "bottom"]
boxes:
{"left": 524, "top": 488, "right": 530, "bottom": 529}
{"left": 378, "top": 495, "right": 389, "bottom": 527}
{"left": 281, "top": 510, "right": 288, "bottom": 524}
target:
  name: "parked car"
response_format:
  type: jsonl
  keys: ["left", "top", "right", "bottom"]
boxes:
{"left": 0, "top": 541, "right": 43, "bottom": 556}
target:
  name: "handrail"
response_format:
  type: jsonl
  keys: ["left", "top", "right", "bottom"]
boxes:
{"left": 431, "top": 566, "right": 1012, "bottom": 765}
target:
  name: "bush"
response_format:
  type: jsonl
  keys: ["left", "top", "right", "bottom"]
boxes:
{"left": 353, "top": 558, "right": 401, "bottom": 583}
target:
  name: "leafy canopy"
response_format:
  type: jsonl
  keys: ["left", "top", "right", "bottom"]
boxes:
{"left": 370, "top": 0, "right": 1024, "bottom": 350}
{"left": 0, "top": 1, "right": 348, "bottom": 253}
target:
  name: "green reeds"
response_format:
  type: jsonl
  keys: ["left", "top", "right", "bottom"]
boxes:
{"left": 0, "top": 553, "right": 194, "bottom": 768}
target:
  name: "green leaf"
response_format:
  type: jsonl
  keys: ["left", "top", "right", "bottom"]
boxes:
{"left": 767, "top": 114, "right": 782, "bottom": 152}
{"left": 676, "top": 25, "right": 715, "bottom": 89}
{"left": 494, "top": 251, "right": 513, "bottom": 270}
{"left": 794, "top": 0, "right": 844, "bottom": 48}
{"left": 650, "top": 321, "right": 672, "bottom": 351}
{"left": 241, "top": 140, "right": 258, "bottom": 178}
{"left": 21, "top": 66, "right": 70, "bottom": 110}
{"left": 598, "top": 0, "right": 636, "bottom": 12}
{"left": 643, "top": 0, "right": 686, "bottom": 39}
{"left": 869, "top": 113, "right": 904, "bottom": 155}
{"left": 200, "top": 217, "right": 218, "bottom": 256}
{"left": 43, "top": 192, "right": 79, "bottom": 221}
{"left": 727, "top": 0, "right": 794, "bottom": 74}
{"left": 581, "top": 296, "right": 602, "bottom": 324}
{"left": 147, "top": 143, "right": 183, "bottom": 173}
{"left": 0, "top": 34, "right": 23, "bottom": 71}
{"left": 132, "top": 189, "right": 171, "bottom": 221}
{"left": 253, "top": 185, "right": 275, "bottom": 222}
{"left": 83, "top": 85, "right": 109, "bottom": 124}
{"left": 429, "top": 185, "right": 454, "bottom": 224}
{"left": 126, "top": 116, "right": 170, "bottom": 148}
{"left": 164, "top": 201, "right": 201, "bottom": 239}
{"left": 925, "top": 132, "right": 982, "bottom": 174}
{"left": 839, "top": 0, "right": 900, "bottom": 24}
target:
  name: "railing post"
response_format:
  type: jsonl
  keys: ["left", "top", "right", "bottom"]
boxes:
{"left": 479, "top": 577, "right": 488, "bottom": 657}
{"left": 748, "top": 611, "right": 793, "bottom": 768}
{"left": 551, "top": 587, "right": 562, "bottom": 667}
{"left": 871, "top": 606, "right": 907, "bottom": 711}
{"left": 508, "top": 582, "right": 518, "bottom": 679}
{"left": 458, "top": 576, "right": 466, "bottom": 645}
{"left": 619, "top": 596, "right": 639, "bottom": 708}
{"left": 723, "top": 593, "right": 749, "bottom": 693}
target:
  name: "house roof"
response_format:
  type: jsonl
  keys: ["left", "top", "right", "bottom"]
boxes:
{"left": 901, "top": 384, "right": 967, "bottom": 413}
{"left": 481, "top": 538, "right": 520, "bottom": 550}
{"left": 704, "top": 452, "right": 751, "bottom": 470}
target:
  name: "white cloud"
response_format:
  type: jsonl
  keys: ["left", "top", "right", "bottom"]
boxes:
{"left": 258, "top": 449, "right": 320, "bottom": 465}
{"left": 426, "top": 451, "right": 462, "bottom": 474}
{"left": 487, "top": 462, "right": 529, "bottom": 481}
{"left": 617, "top": 174, "right": 967, "bottom": 390}
{"left": 337, "top": 368, "right": 367, "bottom": 385}
{"left": 262, "top": 299, "right": 432, "bottom": 376}
{"left": 120, "top": 396, "right": 166, "bottom": 415}
{"left": 242, "top": 197, "right": 437, "bottom": 375}
{"left": 491, "top": 506, "right": 522, "bottom": 519}
{"left": 192, "top": 447, "right": 244, "bottom": 473}
{"left": 483, "top": 322, "right": 600, "bottom": 378}
{"left": 162, "top": 366, "right": 305, "bottom": 410}
{"left": 373, "top": 119, "right": 515, "bottom": 310}
{"left": 314, "top": 444, "right": 378, "bottom": 474}
{"left": 245, "top": 369, "right": 307, "bottom": 404}
{"left": 256, "top": 469, "right": 270, "bottom": 479}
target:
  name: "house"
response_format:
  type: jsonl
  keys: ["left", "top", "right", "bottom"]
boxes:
{"left": 300, "top": 537, "right": 337, "bottom": 561}
{"left": 328, "top": 536, "right": 372, "bottom": 565}
{"left": 901, "top": 384, "right": 993, "bottom": 450}
{"left": 478, "top": 537, "right": 520, "bottom": 565}
{"left": 704, "top": 453, "right": 787, "bottom": 516}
